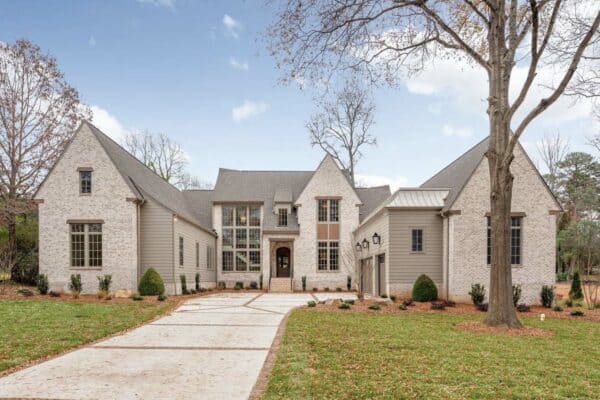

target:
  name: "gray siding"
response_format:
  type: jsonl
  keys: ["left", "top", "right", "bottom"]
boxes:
{"left": 174, "top": 216, "right": 217, "bottom": 293}
{"left": 388, "top": 210, "right": 443, "bottom": 284}
{"left": 140, "top": 198, "right": 174, "bottom": 286}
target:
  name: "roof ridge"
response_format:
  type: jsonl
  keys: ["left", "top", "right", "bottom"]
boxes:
{"left": 355, "top": 185, "right": 390, "bottom": 190}
{"left": 220, "top": 168, "right": 314, "bottom": 173}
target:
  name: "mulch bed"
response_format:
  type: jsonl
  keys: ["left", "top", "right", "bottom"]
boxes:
{"left": 456, "top": 321, "right": 554, "bottom": 337}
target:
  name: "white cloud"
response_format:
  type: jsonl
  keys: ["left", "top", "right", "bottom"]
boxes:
{"left": 229, "top": 57, "right": 249, "bottom": 71}
{"left": 137, "top": 0, "right": 176, "bottom": 10}
{"left": 88, "top": 36, "right": 96, "bottom": 48}
{"left": 232, "top": 100, "right": 269, "bottom": 122}
{"left": 355, "top": 174, "right": 409, "bottom": 191}
{"left": 90, "top": 105, "right": 131, "bottom": 141}
{"left": 442, "top": 124, "right": 472, "bottom": 138}
{"left": 222, "top": 14, "right": 242, "bottom": 38}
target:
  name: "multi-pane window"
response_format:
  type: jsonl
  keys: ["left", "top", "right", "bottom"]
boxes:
{"left": 411, "top": 229, "right": 423, "bottom": 252}
{"left": 278, "top": 208, "right": 288, "bottom": 227}
{"left": 70, "top": 223, "right": 102, "bottom": 267}
{"left": 318, "top": 199, "right": 339, "bottom": 222}
{"left": 195, "top": 242, "right": 199, "bottom": 268}
{"left": 487, "top": 217, "right": 522, "bottom": 265}
{"left": 79, "top": 171, "right": 92, "bottom": 194}
{"left": 179, "top": 236, "right": 184, "bottom": 266}
{"left": 222, "top": 205, "right": 261, "bottom": 272}
{"left": 317, "top": 241, "right": 339, "bottom": 271}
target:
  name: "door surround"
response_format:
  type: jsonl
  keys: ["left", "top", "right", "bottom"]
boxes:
{"left": 269, "top": 239, "right": 294, "bottom": 279}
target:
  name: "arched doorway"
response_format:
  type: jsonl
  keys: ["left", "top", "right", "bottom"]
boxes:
{"left": 276, "top": 247, "right": 291, "bottom": 277}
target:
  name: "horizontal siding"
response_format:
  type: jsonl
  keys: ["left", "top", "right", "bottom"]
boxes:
{"left": 388, "top": 210, "right": 443, "bottom": 284}
{"left": 174, "top": 217, "right": 217, "bottom": 293}
{"left": 140, "top": 199, "right": 174, "bottom": 284}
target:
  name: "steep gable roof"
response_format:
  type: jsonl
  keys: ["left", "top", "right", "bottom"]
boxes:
{"left": 182, "top": 189, "right": 214, "bottom": 228}
{"left": 355, "top": 185, "right": 391, "bottom": 222}
{"left": 85, "top": 122, "right": 215, "bottom": 235}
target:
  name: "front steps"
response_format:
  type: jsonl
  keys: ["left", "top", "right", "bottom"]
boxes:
{"left": 269, "top": 277, "right": 292, "bottom": 293}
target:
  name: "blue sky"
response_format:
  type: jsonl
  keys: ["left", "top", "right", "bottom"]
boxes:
{"left": 1, "top": 0, "right": 597, "bottom": 188}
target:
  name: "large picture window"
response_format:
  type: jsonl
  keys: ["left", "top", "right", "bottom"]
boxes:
{"left": 222, "top": 205, "right": 261, "bottom": 272}
{"left": 70, "top": 223, "right": 102, "bottom": 267}
{"left": 487, "top": 217, "right": 522, "bottom": 265}
{"left": 317, "top": 241, "right": 339, "bottom": 271}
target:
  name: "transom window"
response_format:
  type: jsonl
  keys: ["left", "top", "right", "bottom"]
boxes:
{"left": 318, "top": 199, "right": 339, "bottom": 222}
{"left": 317, "top": 241, "right": 339, "bottom": 271}
{"left": 487, "top": 217, "right": 522, "bottom": 265}
{"left": 278, "top": 208, "right": 288, "bottom": 227}
{"left": 70, "top": 223, "right": 102, "bottom": 267}
{"left": 222, "top": 205, "right": 261, "bottom": 272}
{"left": 79, "top": 170, "right": 92, "bottom": 194}
{"left": 411, "top": 229, "right": 423, "bottom": 252}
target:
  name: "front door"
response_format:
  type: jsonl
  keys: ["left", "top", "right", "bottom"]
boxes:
{"left": 377, "top": 254, "right": 386, "bottom": 296}
{"left": 361, "top": 258, "right": 373, "bottom": 295}
{"left": 276, "top": 247, "right": 291, "bottom": 277}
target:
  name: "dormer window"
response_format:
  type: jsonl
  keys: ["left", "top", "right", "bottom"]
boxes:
{"left": 79, "top": 169, "right": 92, "bottom": 194}
{"left": 278, "top": 208, "right": 288, "bottom": 227}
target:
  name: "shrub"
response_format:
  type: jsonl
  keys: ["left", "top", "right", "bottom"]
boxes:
{"left": 412, "top": 275, "right": 438, "bottom": 302}
{"left": 553, "top": 305, "right": 563, "bottom": 312}
{"left": 132, "top": 293, "right": 143, "bottom": 301}
{"left": 336, "top": 287, "right": 342, "bottom": 292}
{"left": 250, "top": 281, "right": 258, "bottom": 289}
{"left": 69, "top": 274, "right": 82, "bottom": 298}
{"left": 469, "top": 283, "right": 486, "bottom": 306}
{"left": 313, "top": 287, "right": 318, "bottom": 292}
{"left": 157, "top": 293, "right": 167, "bottom": 301}
{"left": 13, "top": 250, "right": 39, "bottom": 285}
{"left": 16, "top": 287, "right": 33, "bottom": 297}
{"left": 217, "top": 281, "right": 226, "bottom": 290}
{"left": 301, "top": 276, "right": 306, "bottom": 291}
{"left": 195, "top": 273, "right": 200, "bottom": 291}
{"left": 541, "top": 285, "right": 554, "bottom": 308}
{"left": 477, "top": 303, "right": 488, "bottom": 312}
{"left": 324, "top": 287, "right": 330, "bottom": 292}
{"left": 570, "top": 310, "right": 584, "bottom": 317}
{"left": 347, "top": 275, "right": 352, "bottom": 291}
{"left": 368, "top": 303, "right": 381, "bottom": 310}
{"left": 190, "top": 289, "right": 197, "bottom": 294}
{"left": 390, "top": 295, "right": 397, "bottom": 302}
{"left": 344, "top": 299, "right": 355, "bottom": 305}
{"left": 569, "top": 272, "right": 584, "bottom": 300}
{"left": 564, "top": 298, "right": 574, "bottom": 307}
{"left": 556, "top": 272, "right": 569, "bottom": 282}
{"left": 512, "top": 284, "right": 522, "bottom": 307}
{"left": 380, "top": 293, "right": 388, "bottom": 298}
{"left": 402, "top": 298, "right": 414, "bottom": 307}
{"left": 516, "top": 303, "right": 531, "bottom": 312}
{"left": 180, "top": 275, "right": 189, "bottom": 294}
{"left": 138, "top": 268, "right": 165, "bottom": 296}
{"left": 234, "top": 281, "right": 243, "bottom": 290}
{"left": 338, "top": 302, "right": 351, "bottom": 309}
{"left": 443, "top": 300, "right": 456, "bottom": 307}
{"left": 97, "top": 275, "right": 112, "bottom": 293}
{"left": 259, "top": 273, "right": 263, "bottom": 290}
{"left": 37, "top": 274, "right": 49, "bottom": 295}
{"left": 307, "top": 300, "right": 316, "bottom": 307}
{"left": 398, "top": 303, "right": 407, "bottom": 310}
{"left": 430, "top": 302, "right": 445, "bottom": 310}
{"left": 49, "top": 290, "right": 61, "bottom": 297}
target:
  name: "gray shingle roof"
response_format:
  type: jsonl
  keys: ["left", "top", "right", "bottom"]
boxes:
{"left": 356, "top": 186, "right": 391, "bottom": 222}
{"left": 86, "top": 122, "right": 215, "bottom": 235}
{"left": 420, "top": 137, "right": 489, "bottom": 211}
{"left": 182, "top": 190, "right": 214, "bottom": 228}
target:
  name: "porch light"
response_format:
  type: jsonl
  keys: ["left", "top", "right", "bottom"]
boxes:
{"left": 372, "top": 232, "right": 381, "bottom": 245}
{"left": 362, "top": 238, "right": 369, "bottom": 249}
{"left": 173, "top": 215, "right": 178, "bottom": 222}
{"left": 355, "top": 242, "right": 362, "bottom": 252}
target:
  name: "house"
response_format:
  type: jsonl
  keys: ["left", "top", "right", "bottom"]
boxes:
{"left": 35, "top": 122, "right": 560, "bottom": 304}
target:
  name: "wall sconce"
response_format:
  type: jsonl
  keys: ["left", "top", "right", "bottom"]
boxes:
{"left": 362, "top": 238, "right": 369, "bottom": 249}
{"left": 372, "top": 232, "right": 381, "bottom": 245}
{"left": 173, "top": 215, "right": 178, "bottom": 222}
{"left": 355, "top": 242, "right": 362, "bottom": 252}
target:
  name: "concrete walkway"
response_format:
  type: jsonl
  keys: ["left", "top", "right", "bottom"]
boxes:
{"left": 0, "top": 292, "right": 355, "bottom": 400}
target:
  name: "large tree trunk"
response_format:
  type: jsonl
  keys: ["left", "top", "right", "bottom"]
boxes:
{"left": 7, "top": 212, "right": 17, "bottom": 281}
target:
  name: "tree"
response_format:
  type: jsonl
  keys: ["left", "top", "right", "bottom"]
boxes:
{"left": 537, "top": 132, "right": 569, "bottom": 194}
{"left": 0, "top": 39, "right": 90, "bottom": 278}
{"left": 267, "top": 0, "right": 600, "bottom": 327}
{"left": 179, "top": 173, "right": 214, "bottom": 190}
{"left": 307, "top": 79, "right": 376, "bottom": 186}
{"left": 555, "top": 152, "right": 600, "bottom": 222}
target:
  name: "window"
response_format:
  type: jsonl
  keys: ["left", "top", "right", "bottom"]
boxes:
{"left": 222, "top": 205, "right": 261, "bottom": 272}
{"left": 278, "top": 208, "right": 288, "bottom": 227}
{"left": 317, "top": 241, "right": 339, "bottom": 271}
{"left": 411, "top": 229, "right": 423, "bottom": 252}
{"left": 195, "top": 242, "right": 199, "bottom": 268}
{"left": 179, "top": 236, "right": 184, "bottom": 266}
{"left": 70, "top": 223, "right": 102, "bottom": 267}
{"left": 318, "top": 199, "right": 339, "bottom": 222}
{"left": 329, "top": 200, "right": 339, "bottom": 222}
{"left": 79, "top": 170, "right": 92, "bottom": 194}
{"left": 207, "top": 246, "right": 214, "bottom": 269}
{"left": 487, "top": 217, "right": 522, "bottom": 265}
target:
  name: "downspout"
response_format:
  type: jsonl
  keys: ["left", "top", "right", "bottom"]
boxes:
{"left": 440, "top": 210, "right": 450, "bottom": 301}
{"left": 172, "top": 214, "right": 176, "bottom": 295}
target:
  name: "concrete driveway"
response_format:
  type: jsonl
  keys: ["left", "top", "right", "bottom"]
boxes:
{"left": 0, "top": 292, "right": 355, "bottom": 400}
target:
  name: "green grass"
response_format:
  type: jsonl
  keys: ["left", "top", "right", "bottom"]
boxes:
{"left": 0, "top": 300, "right": 171, "bottom": 373}
{"left": 263, "top": 311, "right": 600, "bottom": 399}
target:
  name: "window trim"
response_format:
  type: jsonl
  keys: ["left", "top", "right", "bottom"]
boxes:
{"left": 277, "top": 208, "right": 288, "bottom": 227}
{"left": 317, "top": 240, "right": 339, "bottom": 272}
{"left": 221, "top": 205, "right": 261, "bottom": 273}
{"left": 79, "top": 170, "right": 92, "bottom": 195}
{"left": 317, "top": 199, "right": 340, "bottom": 223}
{"left": 69, "top": 222, "right": 103, "bottom": 269}
{"left": 486, "top": 216, "right": 523, "bottom": 266}
{"left": 410, "top": 228, "right": 424, "bottom": 253}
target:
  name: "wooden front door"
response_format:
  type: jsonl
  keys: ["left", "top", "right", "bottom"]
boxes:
{"left": 276, "top": 247, "right": 291, "bottom": 277}
{"left": 361, "top": 258, "right": 373, "bottom": 295}
{"left": 377, "top": 254, "right": 386, "bottom": 296}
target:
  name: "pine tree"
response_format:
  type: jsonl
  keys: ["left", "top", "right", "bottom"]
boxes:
{"left": 569, "top": 272, "right": 584, "bottom": 300}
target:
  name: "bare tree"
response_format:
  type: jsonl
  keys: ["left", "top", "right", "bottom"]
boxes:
{"left": 0, "top": 39, "right": 90, "bottom": 277}
{"left": 268, "top": 0, "right": 600, "bottom": 327}
{"left": 179, "top": 173, "right": 214, "bottom": 190}
{"left": 307, "top": 79, "right": 376, "bottom": 186}
{"left": 537, "top": 131, "right": 570, "bottom": 193}
{"left": 122, "top": 131, "right": 188, "bottom": 187}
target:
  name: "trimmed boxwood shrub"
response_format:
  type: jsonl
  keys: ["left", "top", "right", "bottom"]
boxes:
{"left": 301, "top": 276, "right": 307, "bottom": 291}
{"left": 338, "top": 302, "right": 351, "bottom": 309}
{"left": 412, "top": 274, "right": 438, "bottom": 302}
{"left": 541, "top": 285, "right": 554, "bottom": 308}
{"left": 180, "top": 275, "right": 189, "bottom": 294}
{"left": 138, "top": 268, "right": 165, "bottom": 296}
{"left": 37, "top": 274, "right": 49, "bottom": 295}
{"left": 307, "top": 300, "right": 316, "bottom": 307}
{"left": 195, "top": 273, "right": 200, "bottom": 291}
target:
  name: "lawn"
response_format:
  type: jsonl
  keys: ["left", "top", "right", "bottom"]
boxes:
{"left": 0, "top": 299, "right": 172, "bottom": 373}
{"left": 263, "top": 310, "right": 600, "bottom": 399}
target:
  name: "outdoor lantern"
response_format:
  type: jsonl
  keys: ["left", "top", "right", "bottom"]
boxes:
{"left": 355, "top": 242, "right": 362, "bottom": 252}
{"left": 372, "top": 232, "right": 381, "bottom": 245}
{"left": 362, "top": 238, "right": 369, "bottom": 249}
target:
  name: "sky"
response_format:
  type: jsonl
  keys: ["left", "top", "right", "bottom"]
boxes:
{"left": 1, "top": 0, "right": 598, "bottom": 189}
